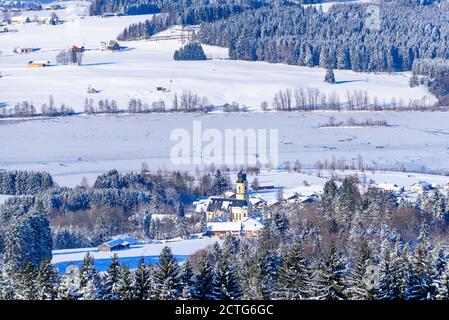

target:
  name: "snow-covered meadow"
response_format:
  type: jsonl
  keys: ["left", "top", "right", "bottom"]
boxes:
{"left": 0, "top": 111, "right": 448, "bottom": 189}
{"left": 0, "top": 2, "right": 435, "bottom": 112}
{"left": 52, "top": 237, "right": 221, "bottom": 273}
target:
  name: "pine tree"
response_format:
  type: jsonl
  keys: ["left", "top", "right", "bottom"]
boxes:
{"left": 175, "top": 216, "right": 190, "bottom": 239}
{"left": 36, "top": 259, "right": 60, "bottom": 300}
{"left": 436, "top": 263, "right": 449, "bottom": 300}
{"left": 153, "top": 246, "right": 181, "bottom": 300}
{"left": 405, "top": 225, "right": 435, "bottom": 300}
{"left": 15, "top": 263, "right": 37, "bottom": 300}
{"left": 132, "top": 257, "right": 151, "bottom": 300}
{"left": 378, "top": 240, "right": 398, "bottom": 299}
{"left": 104, "top": 254, "right": 120, "bottom": 300}
{"left": 324, "top": 68, "right": 336, "bottom": 84}
{"left": 345, "top": 242, "right": 377, "bottom": 300}
{"left": 276, "top": 240, "right": 310, "bottom": 299}
{"left": 193, "top": 254, "right": 216, "bottom": 300}
{"left": 57, "top": 274, "right": 80, "bottom": 300}
{"left": 213, "top": 242, "right": 243, "bottom": 300}
{"left": 115, "top": 265, "right": 133, "bottom": 300}
{"left": 311, "top": 242, "right": 346, "bottom": 300}
{"left": 180, "top": 260, "right": 196, "bottom": 300}
{"left": 254, "top": 246, "right": 279, "bottom": 300}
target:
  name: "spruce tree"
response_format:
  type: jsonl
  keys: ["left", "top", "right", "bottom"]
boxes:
{"left": 213, "top": 242, "right": 243, "bottom": 300}
{"left": 36, "top": 259, "right": 60, "bottom": 300}
{"left": 180, "top": 260, "right": 196, "bottom": 300}
{"left": 311, "top": 242, "right": 347, "bottom": 300}
{"left": 115, "top": 265, "right": 133, "bottom": 300}
{"left": 132, "top": 257, "right": 151, "bottom": 300}
{"left": 276, "top": 240, "right": 310, "bottom": 300}
{"left": 345, "top": 242, "right": 377, "bottom": 300}
{"left": 104, "top": 254, "right": 120, "bottom": 300}
{"left": 153, "top": 246, "right": 181, "bottom": 300}
{"left": 193, "top": 254, "right": 216, "bottom": 300}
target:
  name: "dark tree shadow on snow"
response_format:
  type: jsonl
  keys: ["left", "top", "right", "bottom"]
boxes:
{"left": 334, "top": 79, "right": 365, "bottom": 85}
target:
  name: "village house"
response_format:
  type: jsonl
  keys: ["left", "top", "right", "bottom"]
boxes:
{"left": 411, "top": 181, "right": 433, "bottom": 192}
{"left": 206, "top": 217, "right": 264, "bottom": 238}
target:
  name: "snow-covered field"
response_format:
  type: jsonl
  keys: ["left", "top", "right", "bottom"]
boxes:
{"left": 0, "top": 2, "right": 434, "bottom": 112}
{"left": 0, "top": 111, "right": 449, "bottom": 189}
{"left": 52, "top": 236, "right": 221, "bottom": 273}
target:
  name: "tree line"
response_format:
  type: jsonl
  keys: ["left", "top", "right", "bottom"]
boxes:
{"left": 199, "top": 2, "right": 449, "bottom": 73}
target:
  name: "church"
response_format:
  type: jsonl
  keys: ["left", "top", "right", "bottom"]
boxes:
{"left": 205, "top": 170, "right": 251, "bottom": 222}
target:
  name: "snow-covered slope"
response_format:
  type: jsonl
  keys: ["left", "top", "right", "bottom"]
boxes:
{"left": 1, "top": 111, "right": 449, "bottom": 188}
{"left": 52, "top": 236, "right": 221, "bottom": 272}
{"left": 0, "top": 3, "right": 434, "bottom": 112}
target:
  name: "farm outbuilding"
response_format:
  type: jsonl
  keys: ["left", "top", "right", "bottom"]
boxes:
{"left": 97, "top": 236, "right": 140, "bottom": 252}
{"left": 27, "top": 60, "right": 50, "bottom": 68}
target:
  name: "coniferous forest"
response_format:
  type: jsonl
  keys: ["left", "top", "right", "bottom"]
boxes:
{"left": 2, "top": 169, "right": 449, "bottom": 300}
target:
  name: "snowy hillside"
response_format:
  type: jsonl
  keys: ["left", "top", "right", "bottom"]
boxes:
{"left": 0, "top": 2, "right": 435, "bottom": 112}
{"left": 1, "top": 111, "right": 449, "bottom": 188}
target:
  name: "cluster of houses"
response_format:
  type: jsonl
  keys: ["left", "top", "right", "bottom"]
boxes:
{"left": 194, "top": 170, "right": 318, "bottom": 238}
{"left": 1, "top": 10, "right": 61, "bottom": 27}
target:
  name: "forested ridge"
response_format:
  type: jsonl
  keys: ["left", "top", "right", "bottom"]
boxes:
{"left": 199, "top": 2, "right": 449, "bottom": 72}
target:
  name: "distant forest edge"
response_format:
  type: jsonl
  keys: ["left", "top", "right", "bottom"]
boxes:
{"left": 106, "top": 0, "right": 449, "bottom": 104}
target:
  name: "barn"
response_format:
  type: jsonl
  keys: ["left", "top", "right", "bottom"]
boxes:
{"left": 97, "top": 236, "right": 139, "bottom": 252}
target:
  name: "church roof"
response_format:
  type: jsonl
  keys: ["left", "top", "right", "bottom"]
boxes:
{"left": 206, "top": 197, "right": 249, "bottom": 212}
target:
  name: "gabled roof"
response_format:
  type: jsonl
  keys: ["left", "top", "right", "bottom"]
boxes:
{"left": 206, "top": 197, "right": 248, "bottom": 212}
{"left": 103, "top": 235, "right": 139, "bottom": 248}
{"left": 207, "top": 221, "right": 242, "bottom": 232}
{"left": 242, "top": 218, "right": 263, "bottom": 232}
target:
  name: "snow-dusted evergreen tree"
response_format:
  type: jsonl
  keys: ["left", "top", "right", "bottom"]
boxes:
{"left": 311, "top": 242, "right": 346, "bottom": 300}
{"left": 57, "top": 274, "right": 80, "bottom": 300}
{"left": 103, "top": 254, "right": 121, "bottom": 300}
{"left": 254, "top": 246, "right": 279, "bottom": 300}
{"left": 115, "top": 265, "right": 133, "bottom": 300}
{"left": 132, "top": 257, "right": 151, "bottom": 300}
{"left": 78, "top": 253, "right": 103, "bottom": 300}
{"left": 320, "top": 179, "right": 337, "bottom": 217}
{"left": 175, "top": 216, "right": 190, "bottom": 239}
{"left": 324, "top": 68, "right": 336, "bottom": 84}
{"left": 180, "top": 260, "right": 196, "bottom": 300}
{"left": 153, "top": 246, "right": 181, "bottom": 300}
{"left": 193, "top": 254, "right": 216, "bottom": 300}
{"left": 405, "top": 224, "right": 435, "bottom": 300}
{"left": 237, "top": 244, "right": 258, "bottom": 299}
{"left": 213, "top": 241, "right": 242, "bottom": 300}
{"left": 276, "top": 240, "right": 310, "bottom": 299}
{"left": 14, "top": 263, "right": 37, "bottom": 300}
{"left": 378, "top": 240, "right": 398, "bottom": 299}
{"left": 36, "top": 259, "right": 60, "bottom": 300}
{"left": 345, "top": 242, "right": 377, "bottom": 300}
{"left": 436, "top": 263, "right": 449, "bottom": 300}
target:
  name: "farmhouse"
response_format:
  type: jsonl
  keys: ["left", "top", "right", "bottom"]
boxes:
{"left": 411, "top": 181, "right": 433, "bottom": 192}
{"left": 27, "top": 60, "right": 50, "bottom": 68}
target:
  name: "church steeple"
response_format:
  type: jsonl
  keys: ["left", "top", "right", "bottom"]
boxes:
{"left": 236, "top": 170, "right": 248, "bottom": 200}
